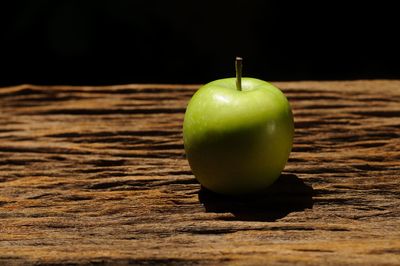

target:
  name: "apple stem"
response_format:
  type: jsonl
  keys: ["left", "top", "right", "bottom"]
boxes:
{"left": 235, "top": 57, "right": 243, "bottom": 91}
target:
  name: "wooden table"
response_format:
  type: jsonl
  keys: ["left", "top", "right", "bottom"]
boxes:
{"left": 0, "top": 81, "right": 399, "bottom": 265}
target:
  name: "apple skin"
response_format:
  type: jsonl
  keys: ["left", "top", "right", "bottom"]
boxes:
{"left": 183, "top": 77, "right": 294, "bottom": 195}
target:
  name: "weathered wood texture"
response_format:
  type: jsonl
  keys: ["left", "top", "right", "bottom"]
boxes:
{"left": 0, "top": 80, "right": 399, "bottom": 265}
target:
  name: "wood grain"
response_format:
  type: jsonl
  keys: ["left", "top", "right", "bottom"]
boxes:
{"left": 0, "top": 80, "right": 399, "bottom": 265}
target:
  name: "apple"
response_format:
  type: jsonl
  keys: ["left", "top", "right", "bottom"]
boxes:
{"left": 183, "top": 57, "right": 294, "bottom": 195}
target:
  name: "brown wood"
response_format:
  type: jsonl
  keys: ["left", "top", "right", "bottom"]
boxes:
{"left": 0, "top": 80, "right": 399, "bottom": 265}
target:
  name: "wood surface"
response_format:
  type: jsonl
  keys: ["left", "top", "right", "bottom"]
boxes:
{"left": 0, "top": 80, "right": 399, "bottom": 265}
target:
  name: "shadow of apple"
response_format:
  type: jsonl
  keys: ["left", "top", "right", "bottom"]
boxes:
{"left": 198, "top": 174, "right": 314, "bottom": 222}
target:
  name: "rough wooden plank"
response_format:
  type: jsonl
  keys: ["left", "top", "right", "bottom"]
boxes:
{"left": 0, "top": 80, "right": 399, "bottom": 265}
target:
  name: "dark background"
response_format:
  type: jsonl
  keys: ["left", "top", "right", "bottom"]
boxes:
{"left": 1, "top": 0, "right": 399, "bottom": 86}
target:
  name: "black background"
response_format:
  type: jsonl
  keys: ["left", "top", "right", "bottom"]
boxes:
{"left": 1, "top": 0, "right": 399, "bottom": 86}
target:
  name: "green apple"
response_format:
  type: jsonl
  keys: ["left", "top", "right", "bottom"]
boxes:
{"left": 183, "top": 58, "right": 294, "bottom": 195}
